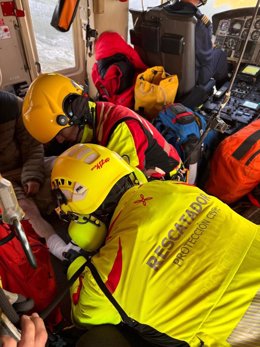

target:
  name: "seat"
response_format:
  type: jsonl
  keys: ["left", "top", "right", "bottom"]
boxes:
{"left": 130, "top": 5, "right": 215, "bottom": 109}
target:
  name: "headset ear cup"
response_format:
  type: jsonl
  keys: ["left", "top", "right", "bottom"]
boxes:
{"left": 56, "top": 115, "right": 69, "bottom": 126}
{"left": 70, "top": 96, "right": 92, "bottom": 127}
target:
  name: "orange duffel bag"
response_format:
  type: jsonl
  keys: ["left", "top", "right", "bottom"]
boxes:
{"left": 205, "top": 119, "right": 260, "bottom": 204}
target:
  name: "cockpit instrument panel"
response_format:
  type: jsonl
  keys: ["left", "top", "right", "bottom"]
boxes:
{"left": 219, "top": 19, "right": 230, "bottom": 33}
{"left": 213, "top": 8, "right": 260, "bottom": 65}
{"left": 229, "top": 19, "right": 244, "bottom": 35}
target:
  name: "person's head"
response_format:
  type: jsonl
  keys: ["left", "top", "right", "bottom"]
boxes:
{"left": 22, "top": 73, "right": 95, "bottom": 144}
{"left": 182, "top": 0, "right": 207, "bottom": 6}
{"left": 51, "top": 143, "right": 146, "bottom": 249}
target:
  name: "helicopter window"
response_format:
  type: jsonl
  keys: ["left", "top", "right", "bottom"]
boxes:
{"left": 128, "top": 0, "right": 257, "bottom": 30}
{"left": 28, "top": 0, "right": 76, "bottom": 73}
{"left": 129, "top": 0, "right": 164, "bottom": 11}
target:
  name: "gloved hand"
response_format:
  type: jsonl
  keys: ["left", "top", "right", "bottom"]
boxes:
{"left": 3, "top": 289, "right": 34, "bottom": 314}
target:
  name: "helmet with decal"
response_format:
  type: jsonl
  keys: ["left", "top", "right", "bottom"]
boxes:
{"left": 51, "top": 143, "right": 137, "bottom": 215}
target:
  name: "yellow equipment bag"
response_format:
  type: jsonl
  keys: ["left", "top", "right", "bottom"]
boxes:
{"left": 134, "top": 66, "right": 179, "bottom": 121}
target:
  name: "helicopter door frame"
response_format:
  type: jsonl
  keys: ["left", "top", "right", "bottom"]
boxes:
{"left": 0, "top": 0, "right": 32, "bottom": 94}
{"left": 15, "top": 0, "right": 86, "bottom": 84}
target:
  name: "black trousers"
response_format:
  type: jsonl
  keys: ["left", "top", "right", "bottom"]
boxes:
{"left": 76, "top": 324, "right": 161, "bottom": 347}
{"left": 212, "top": 48, "right": 228, "bottom": 85}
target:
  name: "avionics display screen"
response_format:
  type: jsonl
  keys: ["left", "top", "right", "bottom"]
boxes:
{"left": 242, "top": 100, "right": 260, "bottom": 110}
{"left": 241, "top": 65, "right": 260, "bottom": 76}
{"left": 229, "top": 19, "right": 244, "bottom": 35}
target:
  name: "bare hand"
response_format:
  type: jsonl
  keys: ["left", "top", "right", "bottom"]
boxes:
{"left": 0, "top": 313, "right": 48, "bottom": 347}
{"left": 23, "top": 181, "right": 41, "bottom": 197}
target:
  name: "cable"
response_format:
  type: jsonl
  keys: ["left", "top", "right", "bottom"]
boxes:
{"left": 0, "top": 288, "right": 19, "bottom": 326}
{"left": 184, "top": 0, "right": 260, "bottom": 167}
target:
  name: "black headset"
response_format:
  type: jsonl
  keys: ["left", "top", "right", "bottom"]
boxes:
{"left": 57, "top": 88, "right": 95, "bottom": 129}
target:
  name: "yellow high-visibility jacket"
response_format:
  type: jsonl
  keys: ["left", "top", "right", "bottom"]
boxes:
{"left": 68, "top": 181, "right": 260, "bottom": 347}
{"left": 80, "top": 101, "right": 183, "bottom": 179}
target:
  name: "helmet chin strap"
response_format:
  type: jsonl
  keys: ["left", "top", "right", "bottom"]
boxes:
{"left": 80, "top": 124, "right": 94, "bottom": 143}
{"left": 87, "top": 101, "right": 97, "bottom": 133}
{"left": 81, "top": 101, "right": 97, "bottom": 143}
{"left": 93, "top": 175, "right": 136, "bottom": 226}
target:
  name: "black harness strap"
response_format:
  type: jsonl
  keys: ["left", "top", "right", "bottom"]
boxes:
{"left": 232, "top": 130, "right": 260, "bottom": 160}
{"left": 40, "top": 254, "right": 191, "bottom": 346}
{"left": 86, "top": 261, "right": 191, "bottom": 346}
{"left": 40, "top": 260, "right": 88, "bottom": 320}
{"left": 85, "top": 261, "right": 134, "bottom": 326}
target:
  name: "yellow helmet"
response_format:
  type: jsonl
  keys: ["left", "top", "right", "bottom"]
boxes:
{"left": 51, "top": 143, "right": 135, "bottom": 216}
{"left": 22, "top": 73, "right": 92, "bottom": 143}
{"left": 68, "top": 216, "right": 107, "bottom": 252}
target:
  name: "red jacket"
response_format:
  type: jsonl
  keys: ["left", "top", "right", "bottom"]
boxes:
{"left": 91, "top": 102, "right": 182, "bottom": 178}
{"left": 92, "top": 32, "right": 147, "bottom": 108}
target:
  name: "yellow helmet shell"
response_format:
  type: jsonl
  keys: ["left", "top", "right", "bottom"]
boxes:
{"left": 51, "top": 143, "right": 134, "bottom": 215}
{"left": 22, "top": 73, "right": 83, "bottom": 143}
{"left": 68, "top": 217, "right": 107, "bottom": 252}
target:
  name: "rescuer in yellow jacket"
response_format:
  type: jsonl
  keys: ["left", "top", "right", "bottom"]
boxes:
{"left": 22, "top": 73, "right": 183, "bottom": 182}
{"left": 22, "top": 72, "right": 185, "bottom": 258}
{"left": 51, "top": 143, "right": 260, "bottom": 347}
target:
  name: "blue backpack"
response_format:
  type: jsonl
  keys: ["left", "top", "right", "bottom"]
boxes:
{"left": 154, "top": 103, "right": 217, "bottom": 164}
